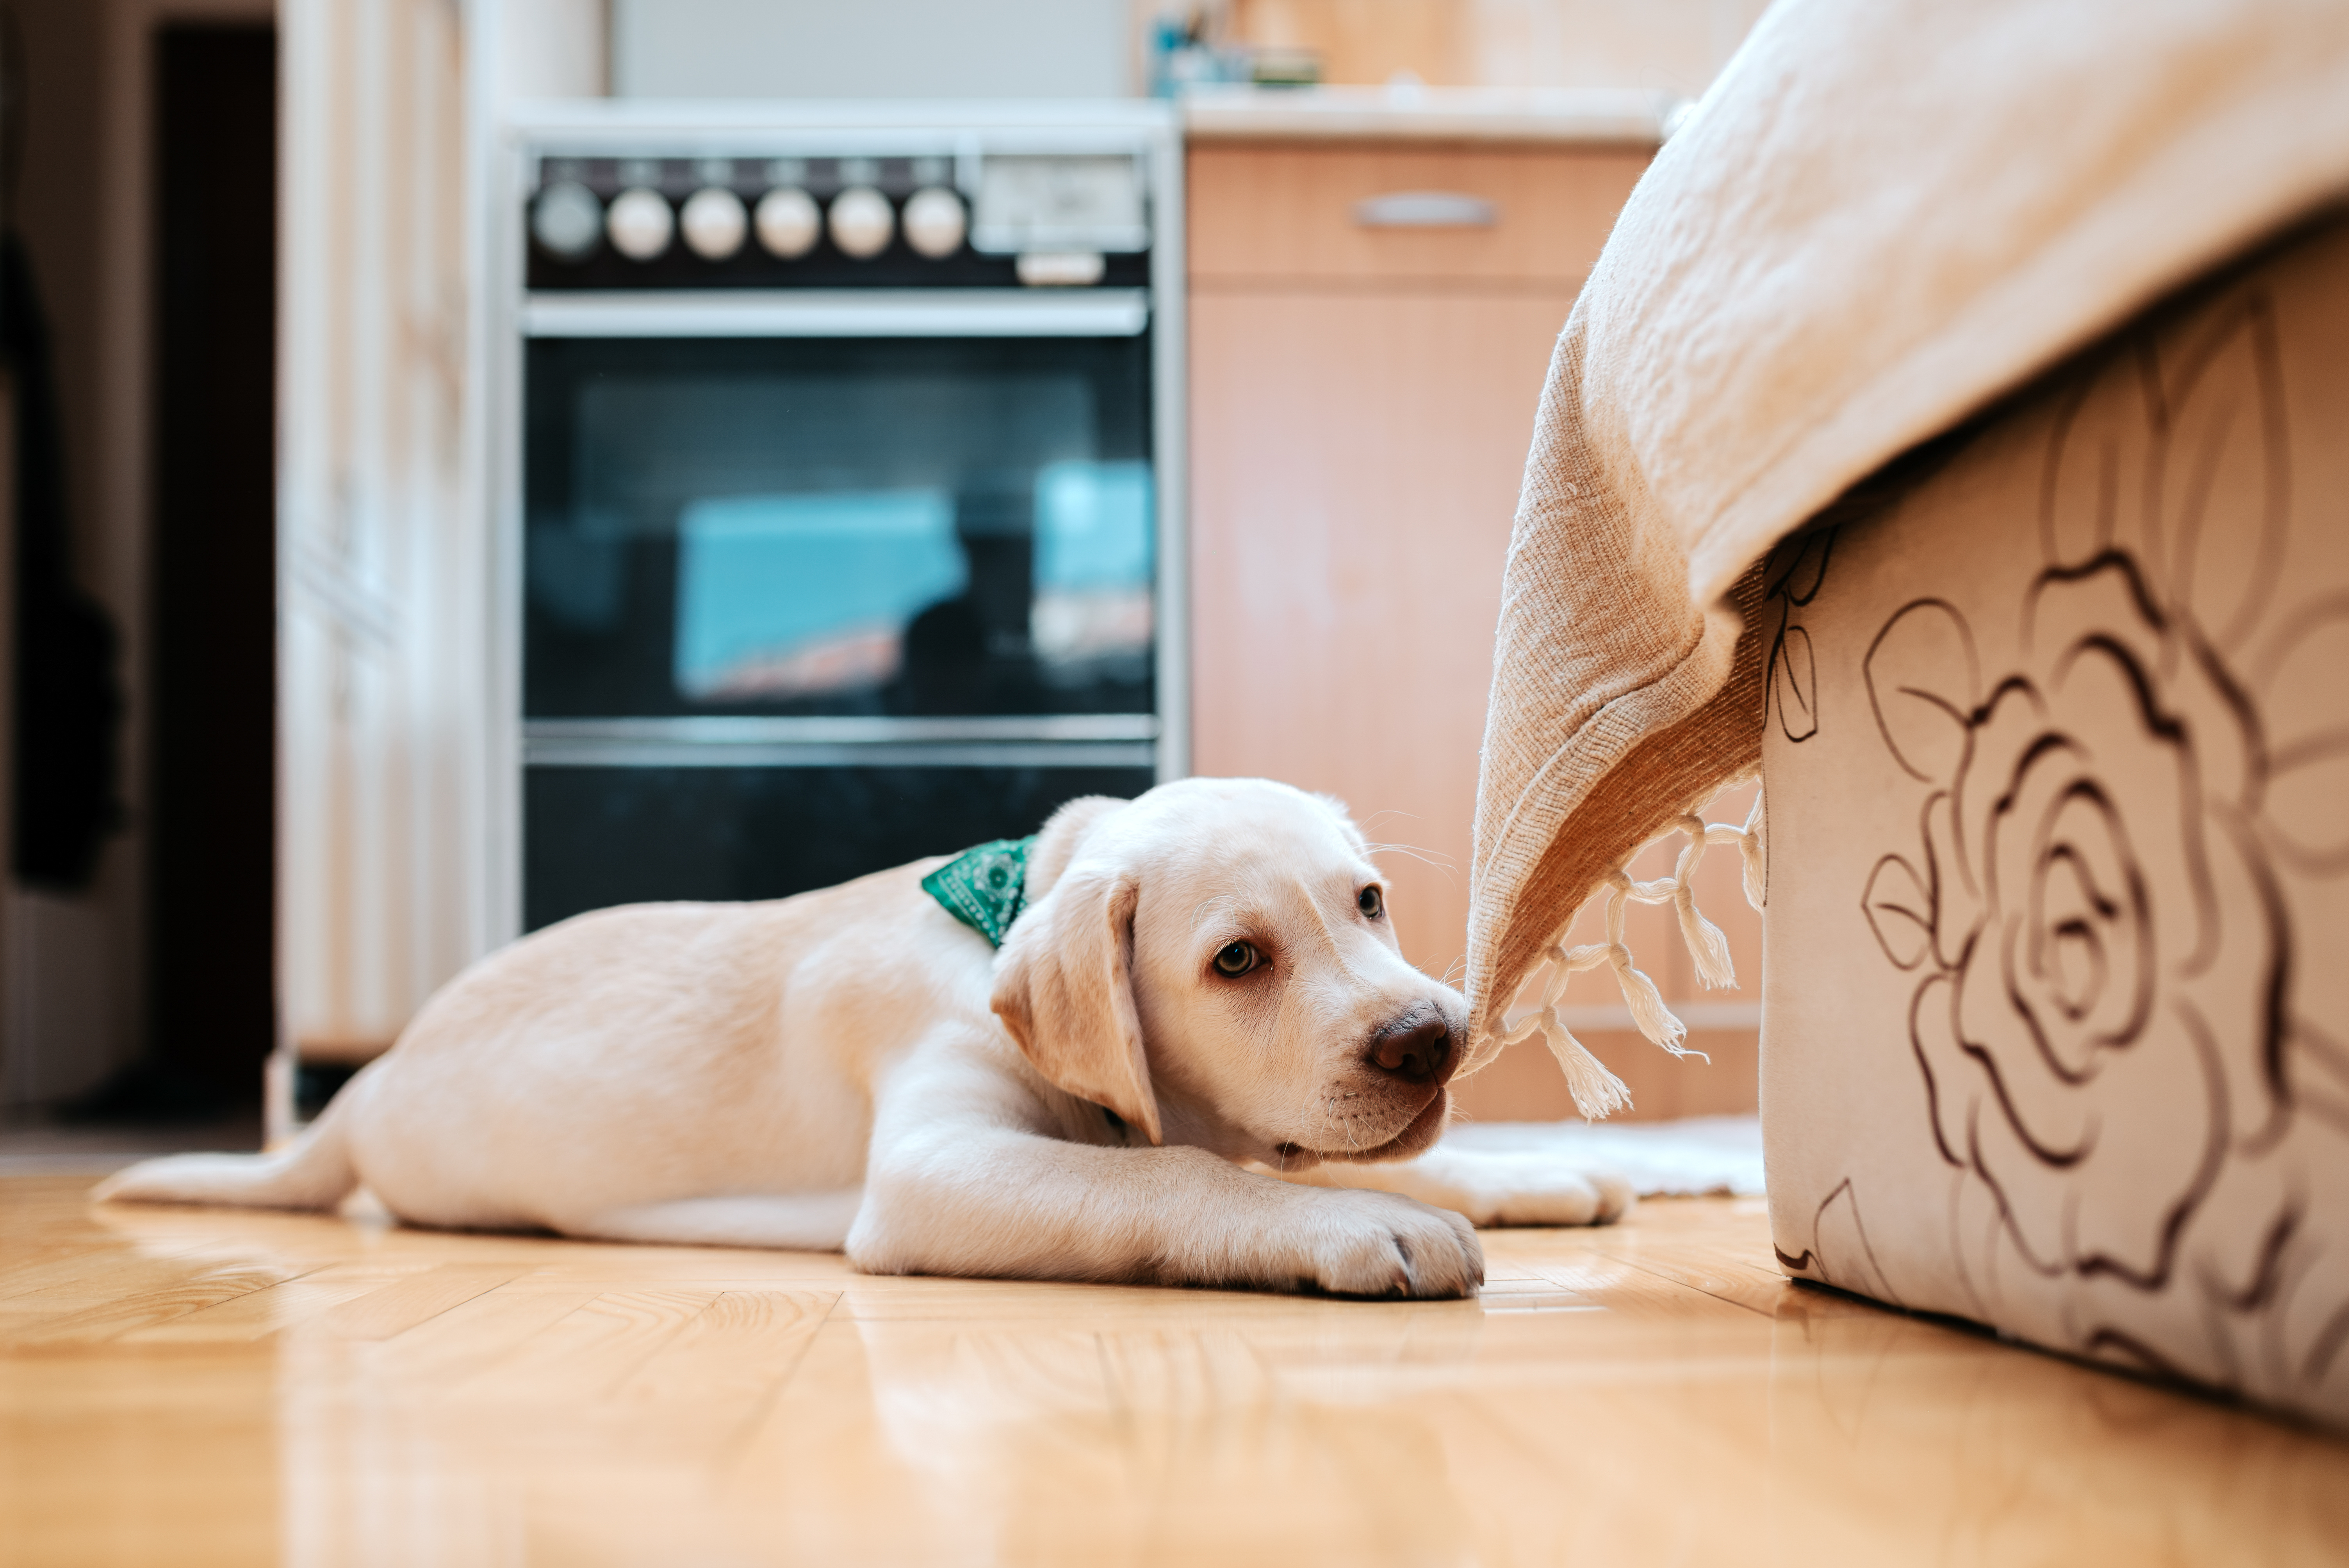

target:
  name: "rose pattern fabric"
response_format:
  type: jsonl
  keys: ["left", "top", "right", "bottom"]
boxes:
{"left": 1763, "top": 526, "right": 1832, "bottom": 747}
{"left": 1863, "top": 558, "right": 2280, "bottom": 1288}
{"left": 1837, "top": 280, "right": 2349, "bottom": 1399}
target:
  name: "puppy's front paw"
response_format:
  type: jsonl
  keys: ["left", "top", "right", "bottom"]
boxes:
{"left": 1481, "top": 1165, "right": 1636, "bottom": 1227}
{"left": 1287, "top": 1190, "right": 1483, "bottom": 1299}
{"left": 1407, "top": 1150, "right": 1636, "bottom": 1228}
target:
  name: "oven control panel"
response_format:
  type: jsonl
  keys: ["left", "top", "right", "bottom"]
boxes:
{"left": 525, "top": 152, "right": 1151, "bottom": 292}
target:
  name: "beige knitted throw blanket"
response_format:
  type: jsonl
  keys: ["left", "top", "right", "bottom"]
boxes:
{"left": 1463, "top": 0, "right": 2349, "bottom": 1104}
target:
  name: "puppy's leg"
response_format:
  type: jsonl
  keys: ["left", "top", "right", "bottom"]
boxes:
{"left": 566, "top": 1190, "right": 865, "bottom": 1251}
{"left": 856, "top": 1134, "right": 1482, "bottom": 1296}
{"left": 851, "top": 1056, "right": 1482, "bottom": 1297}
{"left": 1287, "top": 1146, "right": 1636, "bottom": 1228}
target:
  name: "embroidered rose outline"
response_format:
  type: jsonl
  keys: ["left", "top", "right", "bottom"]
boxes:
{"left": 1856, "top": 285, "right": 2349, "bottom": 1306}
{"left": 1862, "top": 557, "right": 2281, "bottom": 1289}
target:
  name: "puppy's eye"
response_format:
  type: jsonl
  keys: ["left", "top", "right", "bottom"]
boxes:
{"left": 1358, "top": 885, "right": 1384, "bottom": 919}
{"left": 1212, "top": 941, "right": 1262, "bottom": 977}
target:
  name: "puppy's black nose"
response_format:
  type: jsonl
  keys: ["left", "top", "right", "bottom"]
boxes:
{"left": 1366, "top": 1011, "right": 1453, "bottom": 1086}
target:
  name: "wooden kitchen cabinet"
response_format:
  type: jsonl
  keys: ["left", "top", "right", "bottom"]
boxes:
{"left": 1188, "top": 136, "right": 1761, "bottom": 1121}
{"left": 1187, "top": 137, "right": 1643, "bottom": 981}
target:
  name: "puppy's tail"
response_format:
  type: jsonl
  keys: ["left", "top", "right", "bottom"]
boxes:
{"left": 93, "top": 1079, "right": 362, "bottom": 1212}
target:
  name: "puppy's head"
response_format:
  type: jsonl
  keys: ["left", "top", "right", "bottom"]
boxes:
{"left": 991, "top": 778, "right": 1465, "bottom": 1166}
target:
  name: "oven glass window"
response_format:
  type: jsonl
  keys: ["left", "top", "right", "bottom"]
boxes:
{"left": 524, "top": 335, "right": 1155, "bottom": 718}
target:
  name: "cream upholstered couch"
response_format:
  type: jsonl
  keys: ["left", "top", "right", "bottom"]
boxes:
{"left": 1759, "top": 210, "right": 2349, "bottom": 1427}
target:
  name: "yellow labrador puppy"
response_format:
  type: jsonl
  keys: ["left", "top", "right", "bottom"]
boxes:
{"left": 100, "top": 779, "right": 1629, "bottom": 1298}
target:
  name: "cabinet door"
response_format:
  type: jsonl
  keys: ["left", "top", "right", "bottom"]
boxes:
{"left": 1189, "top": 288, "right": 1573, "bottom": 986}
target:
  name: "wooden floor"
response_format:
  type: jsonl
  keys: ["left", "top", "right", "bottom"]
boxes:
{"left": 2, "top": 1174, "right": 2344, "bottom": 1566}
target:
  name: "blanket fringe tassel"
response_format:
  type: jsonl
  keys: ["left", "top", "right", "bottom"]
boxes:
{"left": 1493, "top": 790, "right": 1766, "bottom": 1121}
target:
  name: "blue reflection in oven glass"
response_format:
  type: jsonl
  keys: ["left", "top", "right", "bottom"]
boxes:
{"left": 672, "top": 489, "right": 963, "bottom": 700}
{"left": 668, "top": 462, "right": 1155, "bottom": 705}
{"left": 1032, "top": 460, "right": 1153, "bottom": 671}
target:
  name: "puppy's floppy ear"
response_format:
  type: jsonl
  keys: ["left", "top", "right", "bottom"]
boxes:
{"left": 1023, "top": 794, "right": 1126, "bottom": 903}
{"left": 991, "top": 859, "right": 1163, "bottom": 1145}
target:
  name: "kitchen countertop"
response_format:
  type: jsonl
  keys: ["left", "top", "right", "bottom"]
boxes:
{"left": 1180, "top": 84, "right": 1674, "bottom": 144}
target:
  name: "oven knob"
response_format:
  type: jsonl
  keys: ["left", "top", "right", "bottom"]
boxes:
{"left": 755, "top": 187, "right": 820, "bottom": 259}
{"left": 828, "top": 186, "right": 895, "bottom": 259}
{"left": 680, "top": 187, "right": 747, "bottom": 260}
{"left": 606, "top": 187, "right": 674, "bottom": 261}
{"left": 531, "top": 181, "right": 603, "bottom": 261}
{"left": 901, "top": 187, "right": 966, "bottom": 258}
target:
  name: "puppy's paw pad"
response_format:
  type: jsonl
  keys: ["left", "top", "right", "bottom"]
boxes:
{"left": 1302, "top": 1192, "right": 1483, "bottom": 1298}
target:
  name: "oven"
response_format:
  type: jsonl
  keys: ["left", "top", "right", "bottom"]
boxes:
{"left": 490, "top": 106, "right": 1185, "bottom": 935}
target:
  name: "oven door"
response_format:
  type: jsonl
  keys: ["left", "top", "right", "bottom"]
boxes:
{"left": 517, "top": 291, "right": 1169, "bottom": 930}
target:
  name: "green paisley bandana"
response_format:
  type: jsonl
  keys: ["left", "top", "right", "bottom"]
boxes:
{"left": 921, "top": 835, "right": 1038, "bottom": 948}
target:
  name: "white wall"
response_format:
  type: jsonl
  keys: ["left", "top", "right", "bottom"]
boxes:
{"left": 610, "top": 0, "right": 1134, "bottom": 99}
{"left": 278, "top": 0, "right": 481, "bottom": 1085}
{"left": 501, "top": 0, "right": 610, "bottom": 98}
{"left": 271, "top": 0, "right": 604, "bottom": 1124}
{"left": 1463, "top": 0, "right": 1778, "bottom": 97}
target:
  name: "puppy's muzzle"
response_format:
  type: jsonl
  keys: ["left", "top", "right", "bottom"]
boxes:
{"left": 1364, "top": 1008, "right": 1455, "bottom": 1087}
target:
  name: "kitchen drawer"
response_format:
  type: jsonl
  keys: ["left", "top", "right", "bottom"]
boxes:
{"left": 1187, "top": 142, "right": 1649, "bottom": 288}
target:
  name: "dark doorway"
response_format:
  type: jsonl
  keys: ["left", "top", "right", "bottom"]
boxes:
{"left": 146, "top": 24, "right": 276, "bottom": 1107}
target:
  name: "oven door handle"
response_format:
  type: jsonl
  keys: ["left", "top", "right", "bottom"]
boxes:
{"left": 520, "top": 288, "right": 1150, "bottom": 338}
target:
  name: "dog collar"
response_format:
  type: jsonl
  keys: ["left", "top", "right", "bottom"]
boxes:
{"left": 921, "top": 835, "right": 1037, "bottom": 948}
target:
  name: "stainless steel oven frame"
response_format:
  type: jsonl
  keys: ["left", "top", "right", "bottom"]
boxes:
{"left": 485, "top": 102, "right": 1187, "bottom": 946}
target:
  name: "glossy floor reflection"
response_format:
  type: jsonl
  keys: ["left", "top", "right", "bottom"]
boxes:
{"left": 1, "top": 1174, "right": 2343, "bottom": 1565}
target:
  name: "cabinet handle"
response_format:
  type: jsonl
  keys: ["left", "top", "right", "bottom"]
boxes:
{"left": 1352, "top": 191, "right": 1498, "bottom": 228}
